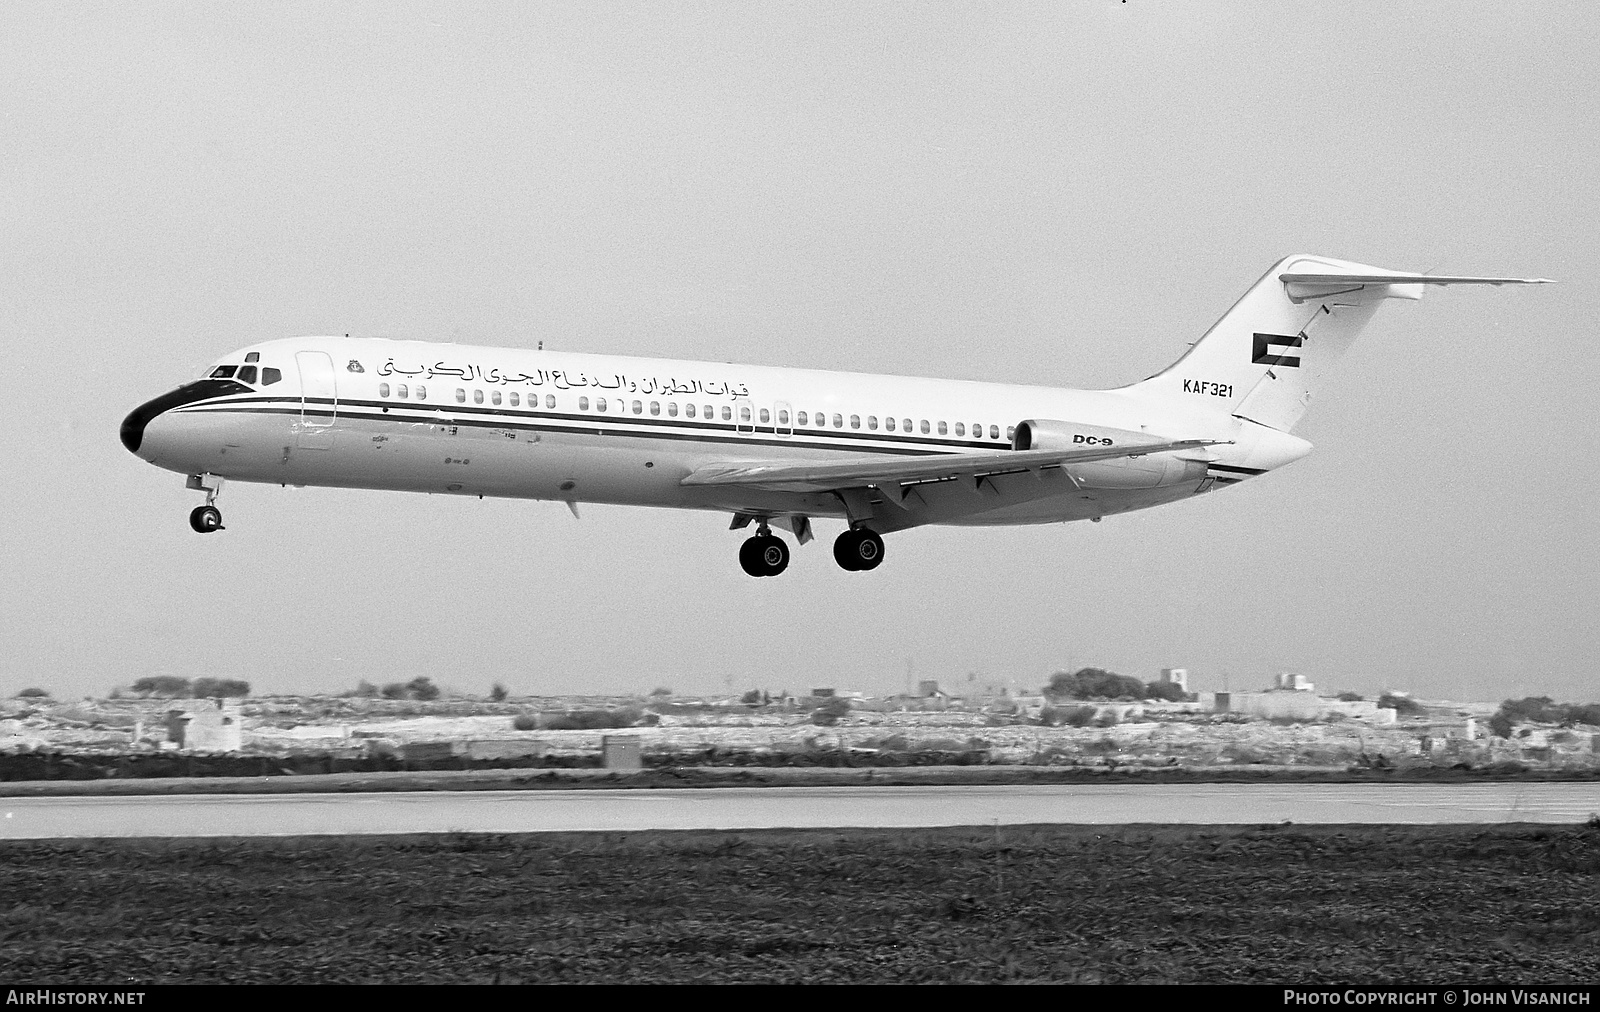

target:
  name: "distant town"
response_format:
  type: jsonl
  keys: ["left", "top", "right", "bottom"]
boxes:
{"left": 3, "top": 666, "right": 1596, "bottom": 777}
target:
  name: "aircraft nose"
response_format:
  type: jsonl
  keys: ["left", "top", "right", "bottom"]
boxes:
{"left": 121, "top": 378, "right": 239, "bottom": 459}
{"left": 120, "top": 398, "right": 163, "bottom": 455}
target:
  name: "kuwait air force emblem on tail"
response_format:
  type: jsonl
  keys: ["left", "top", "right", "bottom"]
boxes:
{"left": 1252, "top": 332, "right": 1303, "bottom": 368}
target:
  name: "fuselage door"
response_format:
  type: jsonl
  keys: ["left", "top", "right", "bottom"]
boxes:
{"left": 295, "top": 350, "right": 338, "bottom": 449}
{"left": 733, "top": 397, "right": 754, "bottom": 435}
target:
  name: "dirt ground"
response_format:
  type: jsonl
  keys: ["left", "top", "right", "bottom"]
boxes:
{"left": 2, "top": 822, "right": 1597, "bottom": 984}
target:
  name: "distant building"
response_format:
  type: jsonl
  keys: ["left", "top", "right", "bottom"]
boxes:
{"left": 918, "top": 680, "right": 941, "bottom": 697}
{"left": 810, "top": 688, "right": 836, "bottom": 698}
{"left": 1159, "top": 668, "right": 1189, "bottom": 692}
{"left": 1275, "top": 673, "right": 1316, "bottom": 693}
{"left": 164, "top": 699, "right": 242, "bottom": 752}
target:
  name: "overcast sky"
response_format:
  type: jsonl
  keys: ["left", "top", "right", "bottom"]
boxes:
{"left": 3, "top": 2, "right": 1596, "bottom": 703}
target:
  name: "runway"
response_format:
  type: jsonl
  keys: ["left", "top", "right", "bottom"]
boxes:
{"left": 3, "top": 782, "right": 1598, "bottom": 839}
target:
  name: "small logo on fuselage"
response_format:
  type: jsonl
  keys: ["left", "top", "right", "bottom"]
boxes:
{"left": 1252, "top": 333, "right": 1303, "bottom": 368}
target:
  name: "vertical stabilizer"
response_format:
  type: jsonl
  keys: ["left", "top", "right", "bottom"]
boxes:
{"left": 1124, "top": 254, "right": 1412, "bottom": 432}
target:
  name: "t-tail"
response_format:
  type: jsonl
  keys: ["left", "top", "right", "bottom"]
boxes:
{"left": 1124, "top": 254, "right": 1553, "bottom": 433}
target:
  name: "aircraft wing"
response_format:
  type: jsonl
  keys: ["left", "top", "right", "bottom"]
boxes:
{"left": 681, "top": 439, "right": 1223, "bottom": 493}
{"left": 1280, "top": 272, "right": 1554, "bottom": 286}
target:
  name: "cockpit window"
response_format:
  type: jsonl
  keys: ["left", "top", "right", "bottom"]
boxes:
{"left": 244, "top": 352, "right": 260, "bottom": 363}
{"left": 209, "top": 365, "right": 237, "bottom": 378}
{"left": 261, "top": 367, "right": 282, "bottom": 385}
{"left": 236, "top": 365, "right": 258, "bottom": 384}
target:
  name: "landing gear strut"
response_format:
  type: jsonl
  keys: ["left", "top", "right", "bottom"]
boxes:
{"left": 738, "top": 521, "right": 790, "bottom": 578}
{"left": 186, "top": 474, "right": 225, "bottom": 533}
{"left": 833, "top": 527, "right": 884, "bottom": 571}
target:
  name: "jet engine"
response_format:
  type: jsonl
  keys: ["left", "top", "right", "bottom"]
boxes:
{"left": 1011, "top": 419, "right": 1208, "bottom": 489}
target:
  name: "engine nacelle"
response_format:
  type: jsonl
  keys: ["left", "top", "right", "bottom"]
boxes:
{"left": 1011, "top": 419, "right": 1207, "bottom": 489}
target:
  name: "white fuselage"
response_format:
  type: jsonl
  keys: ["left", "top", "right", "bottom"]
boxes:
{"left": 124, "top": 335, "right": 1305, "bottom": 529}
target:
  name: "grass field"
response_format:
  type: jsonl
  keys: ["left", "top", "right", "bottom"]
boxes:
{"left": 3, "top": 823, "right": 1598, "bottom": 984}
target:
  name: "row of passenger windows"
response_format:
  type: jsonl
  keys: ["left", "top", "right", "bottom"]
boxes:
{"left": 374, "top": 384, "right": 1010, "bottom": 442}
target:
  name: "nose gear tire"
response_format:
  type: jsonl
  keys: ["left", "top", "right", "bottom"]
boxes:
{"left": 189, "top": 505, "right": 223, "bottom": 533}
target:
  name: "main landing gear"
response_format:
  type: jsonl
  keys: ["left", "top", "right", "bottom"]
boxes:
{"left": 186, "top": 474, "right": 225, "bottom": 534}
{"left": 732, "top": 519, "right": 885, "bottom": 576}
{"left": 833, "top": 527, "right": 884, "bottom": 572}
{"left": 739, "top": 523, "right": 790, "bottom": 578}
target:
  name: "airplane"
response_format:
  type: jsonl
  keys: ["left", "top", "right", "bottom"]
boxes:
{"left": 121, "top": 254, "right": 1550, "bottom": 577}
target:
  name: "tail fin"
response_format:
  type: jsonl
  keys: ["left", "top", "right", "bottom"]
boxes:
{"left": 1123, "top": 254, "right": 1552, "bottom": 432}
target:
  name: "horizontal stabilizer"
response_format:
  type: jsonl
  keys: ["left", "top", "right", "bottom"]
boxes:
{"left": 1280, "top": 272, "right": 1555, "bottom": 286}
{"left": 682, "top": 439, "right": 1224, "bottom": 492}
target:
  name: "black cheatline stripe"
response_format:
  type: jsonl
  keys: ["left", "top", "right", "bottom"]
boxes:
{"left": 177, "top": 398, "right": 1003, "bottom": 455}
{"left": 185, "top": 402, "right": 959, "bottom": 458}
{"left": 1208, "top": 463, "right": 1268, "bottom": 476}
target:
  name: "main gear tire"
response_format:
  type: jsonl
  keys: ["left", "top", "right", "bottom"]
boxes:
{"left": 833, "top": 528, "right": 884, "bottom": 571}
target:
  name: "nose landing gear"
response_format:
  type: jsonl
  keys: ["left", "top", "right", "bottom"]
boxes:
{"left": 833, "top": 527, "right": 884, "bottom": 571}
{"left": 186, "top": 474, "right": 225, "bottom": 534}
{"left": 738, "top": 521, "right": 790, "bottom": 577}
{"left": 189, "top": 505, "right": 223, "bottom": 533}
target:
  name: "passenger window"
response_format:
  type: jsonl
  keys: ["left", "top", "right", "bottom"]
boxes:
{"left": 867, "top": 415, "right": 877, "bottom": 430}
{"left": 261, "top": 367, "right": 281, "bottom": 385}
{"left": 379, "top": 383, "right": 390, "bottom": 398}
{"left": 209, "top": 366, "right": 237, "bottom": 378}
{"left": 832, "top": 413, "right": 843, "bottom": 428}
{"left": 397, "top": 384, "right": 408, "bottom": 399}
{"left": 415, "top": 385, "right": 426, "bottom": 400}
{"left": 668, "top": 402, "right": 678, "bottom": 417}
{"left": 236, "top": 365, "right": 257, "bottom": 383}
{"left": 990, "top": 425, "right": 999, "bottom": 440}
{"left": 509, "top": 392, "right": 519, "bottom": 406}
{"left": 954, "top": 422, "right": 964, "bottom": 436}
{"left": 492, "top": 391, "right": 501, "bottom": 406}
{"left": 455, "top": 389, "right": 466, "bottom": 403}
{"left": 244, "top": 352, "right": 259, "bottom": 363}
{"left": 740, "top": 406, "right": 751, "bottom": 422}
{"left": 473, "top": 389, "right": 484, "bottom": 405}
{"left": 797, "top": 411, "right": 807, "bottom": 426}
{"left": 850, "top": 414, "right": 860, "bottom": 429}
{"left": 902, "top": 418, "right": 911, "bottom": 433}
{"left": 777, "top": 409, "right": 788, "bottom": 424}
{"left": 545, "top": 395, "right": 555, "bottom": 409}
{"left": 885, "top": 417, "right": 895, "bottom": 431}
{"left": 632, "top": 400, "right": 642, "bottom": 414}
{"left": 650, "top": 401, "right": 660, "bottom": 416}
{"left": 685, "top": 404, "right": 696, "bottom": 418}
{"left": 578, "top": 396, "right": 590, "bottom": 411}
{"left": 593, "top": 396, "right": 604, "bottom": 411}
{"left": 973, "top": 422, "right": 983, "bottom": 438}
{"left": 937, "top": 421, "right": 947, "bottom": 435}
{"left": 921, "top": 420, "right": 930, "bottom": 434}
{"left": 759, "top": 408, "right": 770, "bottom": 424}
{"left": 1005, "top": 425, "right": 1015, "bottom": 441}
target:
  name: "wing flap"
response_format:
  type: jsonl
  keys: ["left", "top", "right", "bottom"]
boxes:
{"left": 682, "top": 439, "right": 1224, "bottom": 492}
